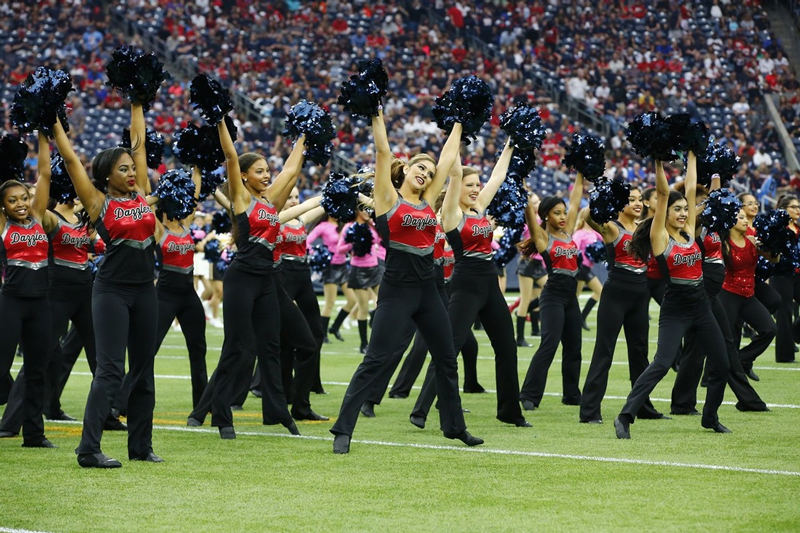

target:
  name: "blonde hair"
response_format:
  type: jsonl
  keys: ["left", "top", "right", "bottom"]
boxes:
{"left": 390, "top": 154, "right": 436, "bottom": 190}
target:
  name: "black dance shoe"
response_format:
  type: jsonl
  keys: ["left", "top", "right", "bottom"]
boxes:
{"left": 521, "top": 400, "right": 537, "bottom": 411}
{"left": 360, "top": 401, "right": 376, "bottom": 418}
{"left": 219, "top": 426, "right": 236, "bottom": 439}
{"left": 46, "top": 411, "right": 76, "bottom": 421}
{"left": 292, "top": 410, "right": 329, "bottom": 421}
{"left": 131, "top": 451, "right": 164, "bottom": 462}
{"left": 614, "top": 417, "right": 631, "bottom": 439}
{"left": 0, "top": 431, "right": 18, "bottom": 438}
{"left": 702, "top": 421, "right": 732, "bottom": 434}
{"left": 329, "top": 328, "right": 344, "bottom": 342}
{"left": 516, "top": 338, "right": 531, "bottom": 348}
{"left": 333, "top": 434, "right": 351, "bottom": 454}
{"left": 284, "top": 421, "right": 301, "bottom": 435}
{"left": 388, "top": 392, "right": 408, "bottom": 399}
{"left": 104, "top": 418, "right": 128, "bottom": 431}
{"left": 447, "top": 430, "right": 484, "bottom": 447}
{"left": 22, "top": 438, "right": 57, "bottom": 448}
{"left": 78, "top": 453, "right": 122, "bottom": 468}
{"left": 409, "top": 415, "right": 426, "bottom": 429}
{"left": 187, "top": 417, "right": 203, "bottom": 427}
{"left": 745, "top": 368, "right": 760, "bottom": 382}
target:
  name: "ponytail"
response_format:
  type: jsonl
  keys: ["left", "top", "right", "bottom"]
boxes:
{"left": 630, "top": 217, "right": 654, "bottom": 262}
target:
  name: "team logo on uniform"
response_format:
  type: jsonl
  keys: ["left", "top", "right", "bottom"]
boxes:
{"left": 114, "top": 205, "right": 151, "bottom": 221}
{"left": 553, "top": 245, "right": 579, "bottom": 259}
{"left": 166, "top": 241, "right": 194, "bottom": 255}
{"left": 9, "top": 231, "right": 47, "bottom": 247}
{"left": 471, "top": 223, "right": 493, "bottom": 238}
{"left": 673, "top": 251, "right": 702, "bottom": 267}
{"left": 284, "top": 232, "right": 306, "bottom": 244}
{"left": 401, "top": 214, "right": 437, "bottom": 230}
{"left": 61, "top": 233, "right": 92, "bottom": 248}
{"left": 256, "top": 208, "right": 280, "bottom": 225}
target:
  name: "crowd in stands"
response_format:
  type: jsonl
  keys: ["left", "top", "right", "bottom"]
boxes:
{"left": 2, "top": 0, "right": 799, "bottom": 205}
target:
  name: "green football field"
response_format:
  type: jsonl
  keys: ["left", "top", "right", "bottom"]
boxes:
{"left": 1, "top": 297, "right": 799, "bottom": 532}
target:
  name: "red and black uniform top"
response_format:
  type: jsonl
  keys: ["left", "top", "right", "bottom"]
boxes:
{"left": 698, "top": 227, "right": 725, "bottom": 292}
{"left": 722, "top": 236, "right": 757, "bottom": 298}
{"left": 542, "top": 232, "right": 580, "bottom": 292}
{"left": 157, "top": 227, "right": 195, "bottom": 293}
{"left": 656, "top": 233, "right": 705, "bottom": 303}
{"left": 277, "top": 222, "right": 309, "bottom": 276}
{"left": 446, "top": 211, "right": 495, "bottom": 276}
{"left": 376, "top": 197, "right": 438, "bottom": 286}
{"left": 235, "top": 196, "right": 280, "bottom": 274}
{"left": 442, "top": 247, "right": 455, "bottom": 282}
{"left": 432, "top": 223, "right": 448, "bottom": 283}
{"left": 93, "top": 193, "right": 156, "bottom": 284}
{"left": 48, "top": 213, "right": 101, "bottom": 300}
{"left": 606, "top": 220, "right": 647, "bottom": 283}
{"left": 0, "top": 217, "right": 49, "bottom": 297}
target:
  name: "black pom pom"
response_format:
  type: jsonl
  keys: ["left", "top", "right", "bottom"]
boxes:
{"left": 493, "top": 226, "right": 523, "bottom": 267}
{"left": 345, "top": 222, "right": 374, "bottom": 257}
{"left": 338, "top": 58, "right": 389, "bottom": 118}
{"left": 190, "top": 74, "right": 234, "bottom": 125}
{"left": 589, "top": 178, "right": 630, "bottom": 224}
{"left": 626, "top": 112, "right": 676, "bottom": 161}
{"left": 699, "top": 189, "right": 742, "bottom": 233}
{"left": 173, "top": 118, "right": 238, "bottom": 170}
{"left": 282, "top": 100, "right": 335, "bottom": 167}
{"left": 697, "top": 142, "right": 741, "bottom": 187}
{"left": 211, "top": 210, "right": 232, "bottom": 234}
{"left": 0, "top": 134, "right": 29, "bottom": 183}
{"left": 10, "top": 67, "right": 73, "bottom": 137}
{"left": 120, "top": 127, "right": 164, "bottom": 170}
{"left": 203, "top": 238, "right": 222, "bottom": 263}
{"left": 321, "top": 172, "right": 358, "bottom": 222}
{"left": 506, "top": 149, "right": 537, "bottom": 184}
{"left": 753, "top": 210, "right": 795, "bottom": 255}
{"left": 755, "top": 255, "right": 773, "bottom": 283}
{"left": 666, "top": 114, "right": 709, "bottom": 156}
{"left": 153, "top": 168, "right": 197, "bottom": 221}
{"left": 199, "top": 167, "right": 225, "bottom": 201}
{"left": 432, "top": 75, "right": 494, "bottom": 145}
{"left": 309, "top": 244, "right": 332, "bottom": 274}
{"left": 499, "top": 104, "right": 547, "bottom": 151}
{"left": 562, "top": 134, "right": 607, "bottom": 181}
{"left": 487, "top": 179, "right": 527, "bottom": 230}
{"left": 49, "top": 153, "right": 77, "bottom": 203}
{"left": 105, "top": 46, "right": 169, "bottom": 112}
{"left": 584, "top": 240, "right": 607, "bottom": 267}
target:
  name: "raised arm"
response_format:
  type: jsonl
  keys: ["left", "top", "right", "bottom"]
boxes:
{"left": 213, "top": 189, "right": 232, "bottom": 210}
{"left": 650, "top": 160, "right": 670, "bottom": 256}
{"left": 130, "top": 104, "right": 150, "bottom": 195}
{"left": 424, "top": 122, "right": 463, "bottom": 205}
{"left": 565, "top": 172, "right": 584, "bottom": 234}
{"left": 31, "top": 132, "right": 58, "bottom": 231}
{"left": 684, "top": 151, "right": 698, "bottom": 236}
{"left": 279, "top": 195, "right": 321, "bottom": 223}
{"left": 218, "top": 120, "right": 248, "bottom": 214}
{"left": 476, "top": 139, "right": 513, "bottom": 211}
{"left": 52, "top": 119, "right": 105, "bottom": 220}
{"left": 372, "top": 110, "right": 397, "bottom": 215}
{"left": 524, "top": 198, "right": 549, "bottom": 253}
{"left": 441, "top": 148, "right": 463, "bottom": 232}
{"left": 586, "top": 210, "right": 619, "bottom": 243}
{"left": 267, "top": 136, "right": 306, "bottom": 209}
{"left": 178, "top": 165, "right": 203, "bottom": 223}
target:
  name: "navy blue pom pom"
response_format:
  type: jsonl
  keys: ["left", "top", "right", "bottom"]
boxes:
{"left": 755, "top": 255, "right": 773, "bottom": 283}
{"left": 309, "top": 244, "right": 333, "bottom": 274}
{"left": 562, "top": 134, "right": 607, "bottom": 181}
{"left": 153, "top": 169, "right": 197, "bottom": 221}
{"left": 584, "top": 240, "right": 607, "bottom": 267}
{"left": 190, "top": 74, "right": 234, "bottom": 125}
{"left": 699, "top": 189, "right": 741, "bottom": 233}
{"left": 589, "top": 178, "right": 630, "bottom": 224}
{"left": 173, "top": 118, "right": 237, "bottom": 170}
{"left": 211, "top": 210, "right": 232, "bottom": 234}
{"left": 432, "top": 75, "right": 494, "bottom": 145}
{"left": 10, "top": 67, "right": 73, "bottom": 137}
{"left": 487, "top": 179, "right": 527, "bottom": 230}
{"left": 49, "top": 153, "right": 77, "bottom": 203}
{"left": 199, "top": 167, "right": 225, "bottom": 201}
{"left": 666, "top": 114, "right": 709, "bottom": 156}
{"left": 120, "top": 127, "right": 164, "bottom": 170}
{"left": 0, "top": 134, "right": 28, "bottom": 183}
{"left": 345, "top": 222, "right": 373, "bottom": 257}
{"left": 105, "top": 46, "right": 169, "bottom": 112}
{"left": 753, "top": 210, "right": 794, "bottom": 256}
{"left": 282, "top": 100, "right": 335, "bottom": 167}
{"left": 203, "top": 238, "right": 222, "bottom": 263}
{"left": 321, "top": 172, "right": 358, "bottom": 222}
{"left": 338, "top": 58, "right": 389, "bottom": 118}
{"left": 506, "top": 149, "right": 537, "bottom": 185}
{"left": 493, "top": 226, "right": 522, "bottom": 267}
{"left": 499, "top": 104, "right": 547, "bottom": 151}
{"left": 697, "top": 142, "right": 741, "bottom": 187}
{"left": 626, "top": 112, "right": 676, "bottom": 161}
{"left": 216, "top": 247, "right": 235, "bottom": 273}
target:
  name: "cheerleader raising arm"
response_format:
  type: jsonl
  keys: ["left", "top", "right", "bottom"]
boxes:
{"left": 475, "top": 139, "right": 514, "bottom": 211}
{"left": 31, "top": 132, "right": 58, "bottom": 232}
{"left": 52, "top": 119, "right": 105, "bottom": 221}
{"left": 267, "top": 136, "right": 306, "bottom": 210}
{"left": 279, "top": 195, "right": 322, "bottom": 223}
{"left": 130, "top": 103, "right": 150, "bottom": 195}
{"left": 440, "top": 147, "right": 463, "bottom": 232}
{"left": 566, "top": 171, "right": 585, "bottom": 236}
{"left": 217, "top": 119, "right": 247, "bottom": 213}
{"left": 424, "top": 122, "right": 463, "bottom": 207}
{"left": 650, "top": 160, "right": 671, "bottom": 257}
{"left": 372, "top": 110, "right": 395, "bottom": 215}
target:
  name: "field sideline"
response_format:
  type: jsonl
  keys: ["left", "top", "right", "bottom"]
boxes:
{"left": 1, "top": 297, "right": 799, "bottom": 532}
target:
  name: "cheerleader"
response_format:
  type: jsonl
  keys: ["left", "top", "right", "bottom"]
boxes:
{"left": 336, "top": 207, "right": 381, "bottom": 354}
{"left": 615, "top": 154, "right": 730, "bottom": 439}
{"left": 205, "top": 120, "right": 307, "bottom": 440}
{"left": 515, "top": 204, "right": 549, "bottom": 346}
{"left": 572, "top": 208, "right": 603, "bottom": 330}
{"left": 55, "top": 103, "right": 161, "bottom": 467}
{"left": 768, "top": 195, "right": 800, "bottom": 363}
{"left": 518, "top": 172, "right": 585, "bottom": 410}
{"left": 579, "top": 187, "right": 665, "bottom": 423}
{"left": 330, "top": 111, "right": 481, "bottom": 454}
{"left": 0, "top": 133, "right": 59, "bottom": 448}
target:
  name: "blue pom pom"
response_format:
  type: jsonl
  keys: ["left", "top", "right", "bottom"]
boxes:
{"left": 755, "top": 255, "right": 773, "bottom": 283}
{"left": 487, "top": 179, "right": 527, "bottom": 230}
{"left": 562, "top": 134, "right": 606, "bottom": 181}
{"left": 309, "top": 244, "right": 333, "bottom": 274}
{"left": 665, "top": 114, "right": 709, "bottom": 156}
{"left": 432, "top": 75, "right": 494, "bottom": 145}
{"left": 697, "top": 142, "right": 740, "bottom": 187}
{"left": 493, "top": 226, "right": 523, "bottom": 267}
{"left": 321, "top": 172, "right": 358, "bottom": 222}
{"left": 626, "top": 112, "right": 677, "bottom": 161}
{"left": 699, "top": 189, "right": 741, "bottom": 233}
{"left": 153, "top": 169, "right": 197, "bottom": 221}
{"left": 203, "top": 238, "right": 222, "bottom": 263}
{"left": 754, "top": 210, "right": 795, "bottom": 256}
{"left": 173, "top": 118, "right": 237, "bottom": 170}
{"left": 0, "top": 134, "right": 29, "bottom": 183}
{"left": 216, "top": 247, "right": 235, "bottom": 272}
{"left": 282, "top": 100, "right": 335, "bottom": 167}
{"left": 211, "top": 210, "right": 232, "bottom": 234}
{"left": 190, "top": 74, "right": 233, "bottom": 125}
{"left": 584, "top": 240, "right": 607, "bottom": 267}
{"left": 49, "top": 153, "right": 77, "bottom": 203}
{"left": 345, "top": 222, "right": 373, "bottom": 257}
{"left": 589, "top": 178, "right": 630, "bottom": 224}
{"left": 199, "top": 167, "right": 225, "bottom": 201}
{"left": 499, "top": 104, "right": 547, "bottom": 151}
{"left": 119, "top": 127, "right": 165, "bottom": 170}
{"left": 10, "top": 67, "right": 73, "bottom": 137}
{"left": 338, "top": 58, "right": 389, "bottom": 118}
{"left": 106, "top": 46, "right": 169, "bottom": 112}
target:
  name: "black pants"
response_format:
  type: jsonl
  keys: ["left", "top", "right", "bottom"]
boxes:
{"left": 580, "top": 278, "right": 661, "bottom": 422}
{"left": 1, "top": 294, "right": 95, "bottom": 434}
{"left": 210, "top": 264, "right": 290, "bottom": 428}
{"left": 519, "top": 285, "right": 582, "bottom": 406}
{"left": 412, "top": 270, "right": 523, "bottom": 423}
{"left": 769, "top": 275, "right": 800, "bottom": 362}
{"left": 0, "top": 294, "right": 51, "bottom": 443}
{"left": 719, "top": 289, "right": 776, "bottom": 369}
{"left": 671, "top": 291, "right": 766, "bottom": 413}
{"left": 76, "top": 280, "right": 157, "bottom": 458}
{"left": 620, "top": 291, "right": 729, "bottom": 427}
{"left": 330, "top": 279, "right": 466, "bottom": 438}
{"left": 282, "top": 268, "right": 325, "bottom": 395}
